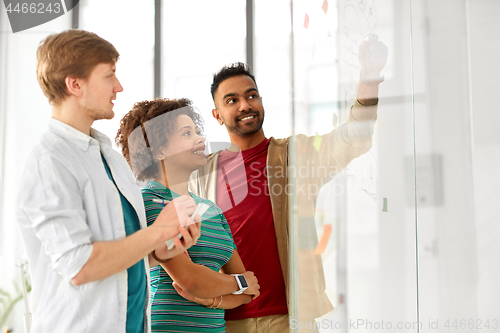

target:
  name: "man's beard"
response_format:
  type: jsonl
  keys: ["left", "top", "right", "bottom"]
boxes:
{"left": 224, "top": 109, "right": 265, "bottom": 137}
{"left": 86, "top": 106, "right": 114, "bottom": 121}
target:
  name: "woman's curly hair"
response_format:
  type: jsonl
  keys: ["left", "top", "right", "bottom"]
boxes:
{"left": 116, "top": 98, "right": 204, "bottom": 181}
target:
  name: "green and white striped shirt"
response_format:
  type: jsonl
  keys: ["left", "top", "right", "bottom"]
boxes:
{"left": 142, "top": 181, "right": 236, "bottom": 333}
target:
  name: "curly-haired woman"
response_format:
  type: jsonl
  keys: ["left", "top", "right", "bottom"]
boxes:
{"left": 116, "top": 98, "right": 260, "bottom": 333}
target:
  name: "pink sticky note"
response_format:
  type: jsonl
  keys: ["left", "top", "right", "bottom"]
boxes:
{"left": 304, "top": 13, "right": 309, "bottom": 29}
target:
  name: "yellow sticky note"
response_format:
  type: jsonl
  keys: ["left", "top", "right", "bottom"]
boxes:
{"left": 313, "top": 132, "right": 322, "bottom": 152}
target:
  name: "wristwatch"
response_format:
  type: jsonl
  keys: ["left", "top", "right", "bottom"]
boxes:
{"left": 231, "top": 274, "right": 248, "bottom": 294}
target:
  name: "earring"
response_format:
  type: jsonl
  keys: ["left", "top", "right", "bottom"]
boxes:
{"left": 156, "top": 150, "right": 166, "bottom": 161}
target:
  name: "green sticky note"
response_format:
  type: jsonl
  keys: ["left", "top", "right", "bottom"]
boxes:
{"left": 313, "top": 132, "right": 322, "bottom": 152}
{"left": 382, "top": 198, "right": 388, "bottom": 212}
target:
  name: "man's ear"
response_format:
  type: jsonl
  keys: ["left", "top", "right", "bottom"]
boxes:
{"left": 212, "top": 108, "right": 223, "bottom": 125}
{"left": 65, "top": 76, "right": 83, "bottom": 97}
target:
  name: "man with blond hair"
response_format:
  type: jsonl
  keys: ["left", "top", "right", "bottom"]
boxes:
{"left": 16, "top": 29, "right": 201, "bottom": 333}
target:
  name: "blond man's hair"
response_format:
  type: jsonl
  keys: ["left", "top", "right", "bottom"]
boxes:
{"left": 36, "top": 29, "right": 119, "bottom": 105}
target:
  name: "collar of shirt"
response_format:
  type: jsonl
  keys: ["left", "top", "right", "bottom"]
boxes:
{"left": 147, "top": 181, "right": 175, "bottom": 197}
{"left": 48, "top": 118, "right": 112, "bottom": 152}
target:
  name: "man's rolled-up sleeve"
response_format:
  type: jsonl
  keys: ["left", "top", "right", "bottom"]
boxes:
{"left": 19, "top": 153, "right": 93, "bottom": 280}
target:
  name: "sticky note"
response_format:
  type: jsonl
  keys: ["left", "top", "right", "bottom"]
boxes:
{"left": 382, "top": 198, "right": 388, "bottom": 212}
{"left": 314, "top": 224, "right": 332, "bottom": 255}
{"left": 313, "top": 132, "right": 322, "bottom": 152}
{"left": 304, "top": 13, "right": 309, "bottom": 29}
{"left": 322, "top": 0, "right": 329, "bottom": 14}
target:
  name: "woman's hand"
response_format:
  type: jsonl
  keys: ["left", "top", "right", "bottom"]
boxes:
{"left": 173, "top": 282, "right": 212, "bottom": 306}
{"left": 173, "top": 282, "right": 253, "bottom": 309}
{"left": 241, "top": 271, "right": 260, "bottom": 299}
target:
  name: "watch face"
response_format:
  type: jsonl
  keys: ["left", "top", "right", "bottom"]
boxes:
{"left": 238, "top": 275, "right": 248, "bottom": 288}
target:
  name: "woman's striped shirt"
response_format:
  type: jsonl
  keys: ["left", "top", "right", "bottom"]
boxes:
{"left": 142, "top": 181, "right": 236, "bottom": 333}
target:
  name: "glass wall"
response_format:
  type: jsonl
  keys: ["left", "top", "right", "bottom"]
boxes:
{"left": 287, "top": 0, "right": 418, "bottom": 330}
{"left": 287, "top": 0, "right": 500, "bottom": 332}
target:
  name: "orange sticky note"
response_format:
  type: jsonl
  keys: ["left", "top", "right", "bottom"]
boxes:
{"left": 322, "top": 0, "right": 329, "bottom": 14}
{"left": 314, "top": 224, "right": 332, "bottom": 255}
{"left": 304, "top": 13, "right": 309, "bottom": 29}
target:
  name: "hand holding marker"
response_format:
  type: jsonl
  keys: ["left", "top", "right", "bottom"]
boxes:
{"left": 153, "top": 199, "right": 209, "bottom": 250}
